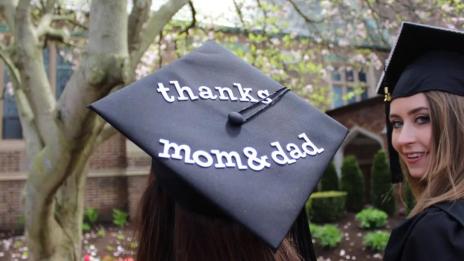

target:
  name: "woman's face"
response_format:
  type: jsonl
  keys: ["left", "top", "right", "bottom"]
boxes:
{"left": 389, "top": 93, "right": 432, "bottom": 178}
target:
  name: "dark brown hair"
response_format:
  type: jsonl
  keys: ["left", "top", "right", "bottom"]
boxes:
{"left": 135, "top": 171, "right": 302, "bottom": 261}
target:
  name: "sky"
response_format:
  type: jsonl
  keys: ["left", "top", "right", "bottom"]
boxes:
{"left": 62, "top": 0, "right": 307, "bottom": 34}
{"left": 153, "top": 0, "right": 256, "bottom": 27}
{"left": 63, "top": 0, "right": 243, "bottom": 26}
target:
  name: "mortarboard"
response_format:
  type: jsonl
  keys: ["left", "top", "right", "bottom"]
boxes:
{"left": 377, "top": 22, "right": 464, "bottom": 183}
{"left": 89, "top": 41, "right": 347, "bottom": 254}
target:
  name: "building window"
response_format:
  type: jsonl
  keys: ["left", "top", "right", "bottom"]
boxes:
{"left": 332, "top": 84, "right": 344, "bottom": 108}
{"left": 56, "top": 48, "right": 73, "bottom": 99}
{"left": 0, "top": 44, "right": 73, "bottom": 140}
{"left": 330, "top": 66, "right": 370, "bottom": 109}
{"left": 2, "top": 69, "right": 22, "bottom": 139}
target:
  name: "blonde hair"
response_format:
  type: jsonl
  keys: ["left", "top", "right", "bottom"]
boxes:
{"left": 406, "top": 91, "right": 464, "bottom": 217}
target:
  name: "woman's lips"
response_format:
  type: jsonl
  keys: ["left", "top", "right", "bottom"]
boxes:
{"left": 403, "top": 152, "right": 426, "bottom": 164}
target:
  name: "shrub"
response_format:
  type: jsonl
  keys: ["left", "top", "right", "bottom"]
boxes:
{"left": 112, "top": 209, "right": 129, "bottom": 228}
{"left": 83, "top": 207, "right": 99, "bottom": 232}
{"left": 363, "top": 231, "right": 390, "bottom": 252}
{"left": 84, "top": 208, "right": 99, "bottom": 224}
{"left": 310, "top": 223, "right": 342, "bottom": 249}
{"left": 306, "top": 191, "right": 346, "bottom": 223}
{"left": 82, "top": 222, "right": 91, "bottom": 232}
{"left": 355, "top": 208, "right": 388, "bottom": 229}
{"left": 320, "top": 162, "right": 339, "bottom": 191}
{"left": 371, "top": 150, "right": 396, "bottom": 215}
{"left": 341, "top": 155, "right": 364, "bottom": 212}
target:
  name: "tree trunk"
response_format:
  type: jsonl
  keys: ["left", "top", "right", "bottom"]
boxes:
{"left": 25, "top": 132, "right": 98, "bottom": 260}
{"left": 0, "top": 0, "right": 189, "bottom": 260}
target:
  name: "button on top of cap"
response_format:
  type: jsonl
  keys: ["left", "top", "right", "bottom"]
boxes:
{"left": 228, "top": 111, "right": 245, "bottom": 126}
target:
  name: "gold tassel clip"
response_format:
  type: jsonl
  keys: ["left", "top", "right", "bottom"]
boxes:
{"left": 384, "top": 87, "right": 392, "bottom": 102}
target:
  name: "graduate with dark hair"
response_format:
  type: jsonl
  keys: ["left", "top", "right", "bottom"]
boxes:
{"left": 378, "top": 22, "right": 464, "bottom": 261}
{"left": 90, "top": 41, "right": 347, "bottom": 260}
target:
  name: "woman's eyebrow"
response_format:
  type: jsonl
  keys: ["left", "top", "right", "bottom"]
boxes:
{"left": 389, "top": 113, "right": 400, "bottom": 119}
{"left": 407, "top": 107, "right": 429, "bottom": 115}
{"left": 389, "top": 107, "right": 429, "bottom": 119}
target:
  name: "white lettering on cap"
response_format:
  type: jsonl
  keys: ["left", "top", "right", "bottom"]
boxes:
{"left": 157, "top": 132, "right": 324, "bottom": 171}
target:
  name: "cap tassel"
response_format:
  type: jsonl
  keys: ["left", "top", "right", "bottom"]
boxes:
{"left": 384, "top": 102, "right": 403, "bottom": 183}
{"left": 228, "top": 87, "right": 290, "bottom": 126}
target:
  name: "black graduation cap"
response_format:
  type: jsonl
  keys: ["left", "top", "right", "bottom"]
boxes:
{"left": 377, "top": 22, "right": 464, "bottom": 183}
{"left": 89, "top": 41, "right": 347, "bottom": 253}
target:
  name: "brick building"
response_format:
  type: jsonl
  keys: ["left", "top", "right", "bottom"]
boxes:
{"left": 327, "top": 96, "right": 387, "bottom": 201}
{"left": 0, "top": 133, "right": 152, "bottom": 230}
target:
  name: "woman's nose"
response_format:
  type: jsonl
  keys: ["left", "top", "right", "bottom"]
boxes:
{"left": 396, "top": 124, "right": 416, "bottom": 145}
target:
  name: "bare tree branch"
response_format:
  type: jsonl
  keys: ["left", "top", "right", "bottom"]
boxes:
{"left": 232, "top": 0, "right": 248, "bottom": 30}
{"left": 95, "top": 123, "right": 117, "bottom": 146}
{"left": 15, "top": 89, "right": 43, "bottom": 160}
{"left": 0, "top": 48, "right": 42, "bottom": 157}
{"left": 286, "top": 0, "right": 322, "bottom": 23}
{"left": 256, "top": 0, "right": 267, "bottom": 32}
{"left": 45, "top": 0, "right": 55, "bottom": 12}
{"left": 15, "top": 0, "right": 59, "bottom": 147}
{"left": 172, "top": 1, "right": 196, "bottom": 57}
{"left": 232, "top": 0, "right": 261, "bottom": 64}
{"left": 36, "top": 14, "right": 74, "bottom": 38}
{"left": 0, "top": 47, "right": 21, "bottom": 87}
{"left": 129, "top": 0, "right": 189, "bottom": 70}
{"left": 36, "top": 13, "right": 54, "bottom": 32}
{"left": 65, "top": 17, "right": 88, "bottom": 31}
{"left": 179, "top": 1, "right": 196, "bottom": 35}
{"left": 128, "top": 0, "right": 152, "bottom": 55}
{"left": 58, "top": 0, "right": 129, "bottom": 142}
{"left": 39, "top": 0, "right": 55, "bottom": 13}
{"left": 0, "top": 0, "right": 18, "bottom": 36}
{"left": 157, "top": 31, "right": 163, "bottom": 67}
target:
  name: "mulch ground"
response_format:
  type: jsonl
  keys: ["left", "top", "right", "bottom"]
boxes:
{"left": 0, "top": 226, "right": 138, "bottom": 261}
{"left": 314, "top": 212, "right": 404, "bottom": 261}
{"left": 0, "top": 214, "right": 405, "bottom": 261}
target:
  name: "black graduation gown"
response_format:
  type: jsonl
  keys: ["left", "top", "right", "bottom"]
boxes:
{"left": 384, "top": 200, "right": 464, "bottom": 261}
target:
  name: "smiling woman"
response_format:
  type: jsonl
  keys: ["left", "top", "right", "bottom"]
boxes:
{"left": 389, "top": 91, "right": 464, "bottom": 207}
{"left": 411, "top": 91, "right": 464, "bottom": 202}
{"left": 377, "top": 22, "right": 464, "bottom": 261}
{"left": 389, "top": 93, "right": 432, "bottom": 179}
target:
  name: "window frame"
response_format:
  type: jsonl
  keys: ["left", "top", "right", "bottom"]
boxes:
{"left": 328, "top": 64, "right": 377, "bottom": 109}
{"left": 0, "top": 42, "right": 62, "bottom": 140}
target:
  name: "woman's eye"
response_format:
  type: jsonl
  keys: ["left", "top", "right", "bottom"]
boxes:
{"left": 390, "top": 120, "right": 403, "bottom": 129}
{"left": 415, "top": 115, "right": 430, "bottom": 125}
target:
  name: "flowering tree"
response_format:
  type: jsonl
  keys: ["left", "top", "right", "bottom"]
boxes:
{"left": 282, "top": 0, "right": 464, "bottom": 106}
{"left": 0, "top": 0, "right": 188, "bottom": 260}
{"left": 138, "top": 0, "right": 464, "bottom": 111}
{"left": 136, "top": 0, "right": 382, "bottom": 110}
{"left": 286, "top": 0, "right": 463, "bottom": 47}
